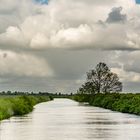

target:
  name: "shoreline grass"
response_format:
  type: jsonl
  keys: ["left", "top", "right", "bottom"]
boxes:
{"left": 0, "top": 96, "right": 52, "bottom": 121}
{"left": 72, "top": 93, "right": 140, "bottom": 115}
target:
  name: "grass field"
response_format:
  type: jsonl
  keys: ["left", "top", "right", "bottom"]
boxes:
{"left": 0, "top": 95, "right": 52, "bottom": 120}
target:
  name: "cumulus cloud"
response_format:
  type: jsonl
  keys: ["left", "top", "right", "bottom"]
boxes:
{"left": 0, "top": 50, "right": 53, "bottom": 77}
{"left": 111, "top": 67, "right": 140, "bottom": 83}
{"left": 0, "top": 0, "right": 140, "bottom": 92}
{"left": 0, "top": 26, "right": 26, "bottom": 48}
{"left": 115, "top": 51, "right": 140, "bottom": 74}
{"left": 105, "top": 50, "right": 140, "bottom": 92}
{"left": 0, "top": 0, "right": 138, "bottom": 51}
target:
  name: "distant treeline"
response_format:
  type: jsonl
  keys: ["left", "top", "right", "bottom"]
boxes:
{"left": 0, "top": 91, "right": 54, "bottom": 96}
{"left": 0, "top": 91, "right": 73, "bottom": 97}
{"left": 72, "top": 93, "right": 140, "bottom": 115}
{"left": 0, "top": 95, "right": 52, "bottom": 121}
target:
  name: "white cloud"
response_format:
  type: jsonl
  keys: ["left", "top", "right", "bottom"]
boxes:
{"left": 111, "top": 67, "right": 140, "bottom": 82}
{"left": 1, "top": 0, "right": 139, "bottom": 51}
{"left": 0, "top": 26, "right": 26, "bottom": 47}
{"left": 30, "top": 33, "right": 50, "bottom": 49}
{"left": 0, "top": 50, "right": 53, "bottom": 77}
{"left": 0, "top": 0, "right": 140, "bottom": 92}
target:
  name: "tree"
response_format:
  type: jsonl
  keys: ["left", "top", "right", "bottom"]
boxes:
{"left": 80, "top": 82, "right": 95, "bottom": 94}
{"left": 86, "top": 62, "right": 122, "bottom": 93}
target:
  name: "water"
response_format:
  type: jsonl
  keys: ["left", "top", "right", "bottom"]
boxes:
{"left": 0, "top": 99, "right": 140, "bottom": 140}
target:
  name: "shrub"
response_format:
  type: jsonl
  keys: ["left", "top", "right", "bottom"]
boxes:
{"left": 72, "top": 93, "right": 140, "bottom": 115}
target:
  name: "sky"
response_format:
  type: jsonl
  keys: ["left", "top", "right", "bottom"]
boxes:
{"left": 0, "top": 0, "right": 140, "bottom": 93}
{"left": 136, "top": 0, "right": 140, "bottom": 4}
{"left": 35, "top": 0, "right": 48, "bottom": 4}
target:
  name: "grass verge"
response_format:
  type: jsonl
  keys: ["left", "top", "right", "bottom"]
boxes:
{"left": 0, "top": 96, "right": 52, "bottom": 120}
{"left": 72, "top": 93, "right": 140, "bottom": 115}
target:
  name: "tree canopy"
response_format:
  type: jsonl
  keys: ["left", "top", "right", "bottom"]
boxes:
{"left": 79, "top": 62, "right": 122, "bottom": 94}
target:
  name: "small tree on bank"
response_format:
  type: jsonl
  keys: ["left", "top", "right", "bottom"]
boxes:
{"left": 80, "top": 62, "right": 122, "bottom": 94}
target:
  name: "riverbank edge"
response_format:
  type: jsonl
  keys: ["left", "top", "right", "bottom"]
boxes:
{"left": 0, "top": 96, "right": 53, "bottom": 121}
{"left": 71, "top": 93, "right": 140, "bottom": 115}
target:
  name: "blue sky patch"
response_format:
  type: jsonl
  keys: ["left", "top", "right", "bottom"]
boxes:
{"left": 136, "top": 0, "right": 140, "bottom": 4}
{"left": 35, "top": 0, "right": 48, "bottom": 4}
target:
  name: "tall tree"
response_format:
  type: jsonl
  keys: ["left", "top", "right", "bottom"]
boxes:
{"left": 86, "top": 62, "right": 122, "bottom": 93}
{"left": 81, "top": 82, "right": 95, "bottom": 94}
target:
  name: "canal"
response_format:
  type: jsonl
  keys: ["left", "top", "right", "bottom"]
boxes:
{"left": 0, "top": 99, "right": 140, "bottom": 140}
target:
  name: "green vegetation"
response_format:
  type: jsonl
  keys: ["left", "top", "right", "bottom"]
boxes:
{"left": 72, "top": 62, "right": 140, "bottom": 115}
{"left": 79, "top": 62, "right": 122, "bottom": 94}
{"left": 0, "top": 95, "right": 52, "bottom": 121}
{"left": 72, "top": 93, "right": 140, "bottom": 115}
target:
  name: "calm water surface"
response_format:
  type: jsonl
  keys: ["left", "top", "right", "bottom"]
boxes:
{"left": 0, "top": 99, "right": 140, "bottom": 140}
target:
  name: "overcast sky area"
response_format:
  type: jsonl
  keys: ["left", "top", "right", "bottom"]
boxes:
{"left": 0, "top": 0, "right": 140, "bottom": 93}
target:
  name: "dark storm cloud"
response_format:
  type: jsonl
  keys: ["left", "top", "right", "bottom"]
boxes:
{"left": 106, "top": 7, "right": 127, "bottom": 23}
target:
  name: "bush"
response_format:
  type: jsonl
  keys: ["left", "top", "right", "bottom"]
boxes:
{"left": 72, "top": 93, "right": 140, "bottom": 115}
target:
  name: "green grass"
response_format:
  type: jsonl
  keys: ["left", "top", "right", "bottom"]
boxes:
{"left": 72, "top": 93, "right": 140, "bottom": 115}
{"left": 0, "top": 95, "right": 52, "bottom": 120}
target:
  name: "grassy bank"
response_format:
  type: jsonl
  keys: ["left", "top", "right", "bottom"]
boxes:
{"left": 72, "top": 93, "right": 140, "bottom": 115}
{"left": 0, "top": 96, "right": 52, "bottom": 120}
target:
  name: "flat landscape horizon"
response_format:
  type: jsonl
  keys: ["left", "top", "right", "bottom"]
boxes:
{"left": 1, "top": 0, "right": 140, "bottom": 140}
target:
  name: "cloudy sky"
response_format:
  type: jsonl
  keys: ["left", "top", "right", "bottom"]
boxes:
{"left": 0, "top": 0, "right": 140, "bottom": 93}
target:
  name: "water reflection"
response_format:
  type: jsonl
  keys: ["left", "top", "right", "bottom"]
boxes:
{"left": 0, "top": 99, "right": 140, "bottom": 140}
